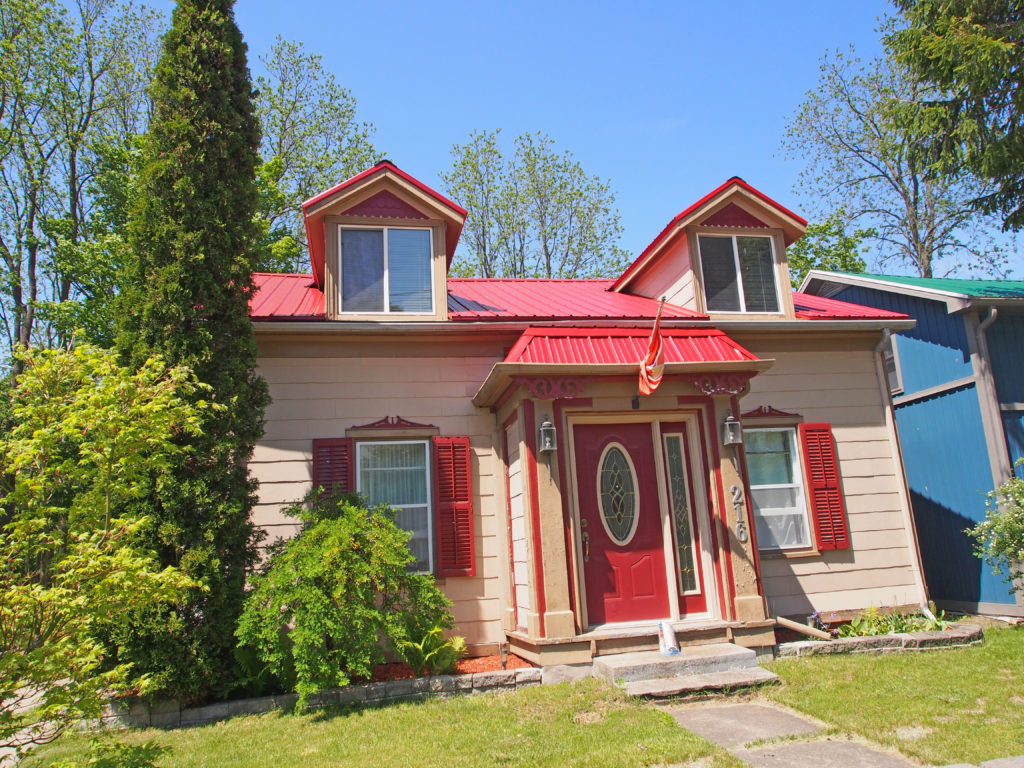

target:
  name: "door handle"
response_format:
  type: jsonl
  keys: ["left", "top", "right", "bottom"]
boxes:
{"left": 581, "top": 531, "right": 590, "bottom": 562}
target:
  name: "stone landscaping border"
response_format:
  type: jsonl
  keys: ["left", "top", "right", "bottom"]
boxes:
{"left": 101, "top": 667, "right": 543, "bottom": 729}
{"left": 776, "top": 623, "right": 983, "bottom": 658}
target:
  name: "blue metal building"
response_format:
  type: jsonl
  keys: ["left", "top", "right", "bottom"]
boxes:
{"left": 802, "top": 272, "right": 1024, "bottom": 616}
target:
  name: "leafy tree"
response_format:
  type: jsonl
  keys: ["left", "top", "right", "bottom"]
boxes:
{"left": 114, "top": 0, "right": 269, "bottom": 703}
{"left": 889, "top": 2, "right": 1024, "bottom": 231}
{"left": 236, "top": 493, "right": 455, "bottom": 710}
{"left": 442, "top": 130, "right": 628, "bottom": 278}
{"left": 787, "top": 212, "right": 871, "bottom": 288}
{"left": 781, "top": 47, "right": 1011, "bottom": 278}
{"left": 0, "top": 345, "right": 196, "bottom": 759}
{"left": 0, "top": 0, "right": 164, "bottom": 365}
{"left": 970, "top": 460, "right": 1024, "bottom": 593}
{"left": 254, "top": 37, "right": 380, "bottom": 273}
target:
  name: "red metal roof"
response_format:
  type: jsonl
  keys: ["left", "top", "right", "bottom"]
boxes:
{"left": 447, "top": 279, "right": 707, "bottom": 321}
{"left": 793, "top": 291, "right": 908, "bottom": 320}
{"left": 250, "top": 273, "right": 325, "bottom": 320}
{"left": 504, "top": 327, "right": 760, "bottom": 365}
{"left": 248, "top": 273, "right": 906, "bottom": 323}
{"left": 611, "top": 177, "right": 808, "bottom": 292}
{"left": 302, "top": 160, "right": 467, "bottom": 216}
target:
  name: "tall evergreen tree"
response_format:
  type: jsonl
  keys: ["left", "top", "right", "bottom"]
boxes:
{"left": 114, "top": 0, "right": 268, "bottom": 702}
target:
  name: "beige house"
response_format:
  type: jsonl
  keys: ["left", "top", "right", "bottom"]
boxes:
{"left": 249, "top": 161, "right": 928, "bottom": 664}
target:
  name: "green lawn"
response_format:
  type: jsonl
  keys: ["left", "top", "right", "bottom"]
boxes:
{"left": 765, "top": 625, "right": 1024, "bottom": 765}
{"left": 25, "top": 678, "right": 742, "bottom": 768}
{"left": 26, "top": 626, "right": 1024, "bottom": 767}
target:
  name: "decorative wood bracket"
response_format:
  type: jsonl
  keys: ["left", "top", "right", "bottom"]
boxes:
{"left": 680, "top": 372, "right": 756, "bottom": 396}
{"left": 512, "top": 376, "right": 590, "bottom": 400}
{"left": 741, "top": 405, "right": 802, "bottom": 419}
{"left": 346, "top": 415, "right": 439, "bottom": 438}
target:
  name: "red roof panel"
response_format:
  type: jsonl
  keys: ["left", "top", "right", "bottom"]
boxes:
{"left": 793, "top": 291, "right": 908, "bottom": 320}
{"left": 505, "top": 327, "right": 759, "bottom": 365}
{"left": 447, "top": 279, "right": 706, "bottom": 321}
{"left": 250, "top": 273, "right": 325, "bottom": 320}
{"left": 248, "top": 274, "right": 906, "bottom": 324}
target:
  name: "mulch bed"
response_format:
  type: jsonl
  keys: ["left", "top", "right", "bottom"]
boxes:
{"left": 369, "top": 653, "right": 534, "bottom": 682}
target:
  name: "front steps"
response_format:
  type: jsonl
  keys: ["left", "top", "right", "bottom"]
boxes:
{"left": 592, "top": 642, "right": 779, "bottom": 698}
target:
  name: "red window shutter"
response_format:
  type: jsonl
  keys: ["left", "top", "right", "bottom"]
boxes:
{"left": 799, "top": 423, "right": 851, "bottom": 551}
{"left": 312, "top": 438, "right": 355, "bottom": 495}
{"left": 432, "top": 436, "right": 476, "bottom": 577}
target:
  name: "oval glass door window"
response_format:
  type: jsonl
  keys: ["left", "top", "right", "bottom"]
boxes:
{"left": 597, "top": 443, "right": 639, "bottom": 545}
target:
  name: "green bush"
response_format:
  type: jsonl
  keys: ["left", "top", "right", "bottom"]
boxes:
{"left": 392, "top": 620, "right": 466, "bottom": 677}
{"left": 835, "top": 606, "right": 949, "bottom": 637}
{"left": 970, "top": 462, "right": 1024, "bottom": 590}
{"left": 236, "top": 493, "right": 454, "bottom": 709}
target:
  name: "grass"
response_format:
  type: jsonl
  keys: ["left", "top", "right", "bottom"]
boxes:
{"left": 25, "top": 678, "right": 743, "bottom": 768}
{"left": 765, "top": 625, "right": 1024, "bottom": 765}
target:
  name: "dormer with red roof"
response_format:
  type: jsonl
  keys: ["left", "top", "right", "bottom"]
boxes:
{"left": 301, "top": 160, "right": 466, "bottom": 321}
{"left": 610, "top": 177, "right": 806, "bottom": 320}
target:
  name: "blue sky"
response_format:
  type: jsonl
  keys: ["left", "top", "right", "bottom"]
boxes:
{"left": 155, "top": 1, "right": 1007, "bottom": 273}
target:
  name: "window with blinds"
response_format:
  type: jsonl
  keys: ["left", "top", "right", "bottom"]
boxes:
{"left": 339, "top": 226, "right": 433, "bottom": 313}
{"left": 697, "top": 234, "right": 780, "bottom": 313}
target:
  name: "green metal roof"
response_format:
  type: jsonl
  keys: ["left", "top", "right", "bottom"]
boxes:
{"left": 852, "top": 273, "right": 1024, "bottom": 299}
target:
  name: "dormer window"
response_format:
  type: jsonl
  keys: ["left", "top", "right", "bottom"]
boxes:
{"left": 339, "top": 226, "right": 433, "bottom": 313}
{"left": 697, "top": 234, "right": 780, "bottom": 313}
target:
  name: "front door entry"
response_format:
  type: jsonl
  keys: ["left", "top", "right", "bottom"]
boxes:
{"left": 573, "top": 422, "right": 670, "bottom": 625}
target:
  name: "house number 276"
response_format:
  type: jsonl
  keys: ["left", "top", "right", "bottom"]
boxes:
{"left": 730, "top": 484, "right": 749, "bottom": 543}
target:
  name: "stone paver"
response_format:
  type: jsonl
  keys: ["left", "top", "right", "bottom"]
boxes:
{"left": 663, "top": 698, "right": 1024, "bottom": 768}
{"left": 664, "top": 703, "right": 819, "bottom": 749}
{"left": 740, "top": 739, "right": 918, "bottom": 767}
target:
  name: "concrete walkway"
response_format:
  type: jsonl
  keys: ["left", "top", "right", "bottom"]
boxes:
{"left": 662, "top": 701, "right": 1024, "bottom": 768}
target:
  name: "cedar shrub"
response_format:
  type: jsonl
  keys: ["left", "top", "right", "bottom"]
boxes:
{"left": 113, "top": 0, "right": 269, "bottom": 703}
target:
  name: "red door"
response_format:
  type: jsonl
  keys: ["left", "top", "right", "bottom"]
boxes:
{"left": 574, "top": 422, "right": 670, "bottom": 625}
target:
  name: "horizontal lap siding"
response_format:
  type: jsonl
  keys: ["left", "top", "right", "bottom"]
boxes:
{"left": 252, "top": 346, "right": 506, "bottom": 649}
{"left": 740, "top": 342, "right": 920, "bottom": 617}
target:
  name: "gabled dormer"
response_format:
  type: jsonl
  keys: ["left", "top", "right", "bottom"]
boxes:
{"left": 610, "top": 178, "right": 806, "bottom": 320}
{"left": 302, "top": 161, "right": 466, "bottom": 321}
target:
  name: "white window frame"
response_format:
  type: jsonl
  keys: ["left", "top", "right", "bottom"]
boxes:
{"left": 355, "top": 439, "right": 434, "bottom": 573}
{"left": 744, "top": 426, "right": 812, "bottom": 551}
{"left": 696, "top": 233, "right": 782, "bottom": 314}
{"left": 338, "top": 225, "right": 435, "bottom": 314}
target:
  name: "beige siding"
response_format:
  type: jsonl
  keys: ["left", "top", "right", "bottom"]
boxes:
{"left": 629, "top": 235, "right": 700, "bottom": 311}
{"left": 505, "top": 418, "right": 531, "bottom": 630}
{"left": 252, "top": 340, "right": 506, "bottom": 649}
{"left": 740, "top": 341, "right": 922, "bottom": 617}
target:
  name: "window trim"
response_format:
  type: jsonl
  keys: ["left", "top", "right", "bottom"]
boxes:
{"left": 744, "top": 426, "right": 813, "bottom": 552}
{"left": 338, "top": 224, "right": 435, "bottom": 315}
{"left": 355, "top": 438, "right": 434, "bottom": 573}
{"left": 696, "top": 233, "right": 782, "bottom": 314}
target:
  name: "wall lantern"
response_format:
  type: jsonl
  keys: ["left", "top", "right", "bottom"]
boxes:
{"left": 539, "top": 418, "right": 557, "bottom": 454}
{"left": 721, "top": 413, "right": 743, "bottom": 446}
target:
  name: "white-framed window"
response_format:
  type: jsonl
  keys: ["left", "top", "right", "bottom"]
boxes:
{"left": 697, "top": 234, "right": 780, "bottom": 313}
{"left": 339, "top": 226, "right": 433, "bottom": 313}
{"left": 744, "top": 427, "right": 811, "bottom": 550}
{"left": 356, "top": 440, "right": 433, "bottom": 571}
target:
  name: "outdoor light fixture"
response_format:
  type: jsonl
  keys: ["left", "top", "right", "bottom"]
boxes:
{"left": 721, "top": 413, "right": 743, "bottom": 446}
{"left": 539, "top": 418, "right": 557, "bottom": 453}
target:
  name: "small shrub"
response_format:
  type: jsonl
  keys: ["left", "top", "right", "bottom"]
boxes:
{"left": 835, "top": 606, "right": 950, "bottom": 637}
{"left": 970, "top": 461, "right": 1024, "bottom": 590}
{"left": 236, "top": 492, "right": 454, "bottom": 709}
{"left": 392, "top": 620, "right": 467, "bottom": 676}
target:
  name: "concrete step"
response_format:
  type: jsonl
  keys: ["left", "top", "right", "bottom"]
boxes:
{"left": 624, "top": 666, "right": 779, "bottom": 698}
{"left": 592, "top": 642, "right": 756, "bottom": 684}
